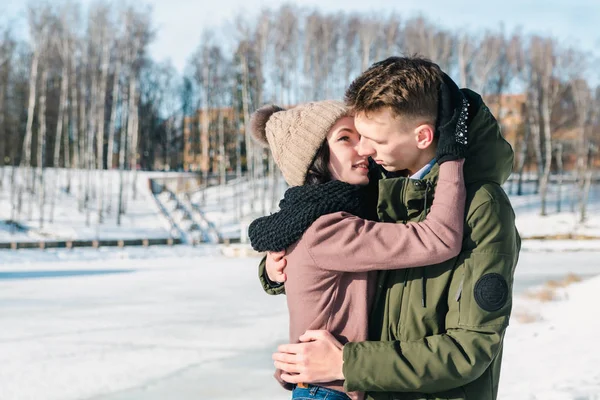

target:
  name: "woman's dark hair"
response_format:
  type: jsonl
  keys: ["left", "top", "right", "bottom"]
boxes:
{"left": 304, "top": 139, "right": 332, "bottom": 185}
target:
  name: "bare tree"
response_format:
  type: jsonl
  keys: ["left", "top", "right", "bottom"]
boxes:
{"left": 357, "top": 17, "right": 379, "bottom": 73}
{"left": 566, "top": 49, "right": 593, "bottom": 212}
{"left": 37, "top": 64, "right": 48, "bottom": 227}
{"left": 90, "top": 4, "right": 112, "bottom": 221}
{"left": 68, "top": 31, "right": 80, "bottom": 195}
{"left": 20, "top": 9, "right": 42, "bottom": 218}
{"left": 125, "top": 6, "right": 152, "bottom": 208}
{"left": 0, "top": 27, "right": 16, "bottom": 188}
{"left": 50, "top": 5, "right": 75, "bottom": 223}
{"left": 457, "top": 33, "right": 472, "bottom": 87}
{"left": 580, "top": 144, "right": 597, "bottom": 222}
{"left": 340, "top": 15, "right": 360, "bottom": 93}
{"left": 403, "top": 17, "right": 454, "bottom": 71}
{"left": 117, "top": 7, "right": 146, "bottom": 224}
{"left": 532, "top": 37, "right": 567, "bottom": 216}
{"left": 489, "top": 30, "right": 521, "bottom": 124}
{"left": 273, "top": 5, "right": 298, "bottom": 103}
{"left": 190, "top": 31, "right": 214, "bottom": 196}
{"left": 474, "top": 32, "right": 504, "bottom": 96}
{"left": 77, "top": 37, "right": 89, "bottom": 215}
{"left": 21, "top": 6, "right": 55, "bottom": 221}
{"left": 376, "top": 13, "right": 401, "bottom": 61}
{"left": 106, "top": 45, "right": 122, "bottom": 171}
{"left": 554, "top": 142, "right": 564, "bottom": 212}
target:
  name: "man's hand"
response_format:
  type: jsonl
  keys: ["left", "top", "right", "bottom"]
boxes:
{"left": 266, "top": 250, "right": 287, "bottom": 283}
{"left": 273, "top": 330, "right": 344, "bottom": 384}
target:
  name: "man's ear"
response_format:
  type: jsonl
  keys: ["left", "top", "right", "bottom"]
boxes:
{"left": 414, "top": 124, "right": 435, "bottom": 149}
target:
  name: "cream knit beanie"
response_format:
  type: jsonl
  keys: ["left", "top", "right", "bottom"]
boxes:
{"left": 249, "top": 100, "right": 348, "bottom": 186}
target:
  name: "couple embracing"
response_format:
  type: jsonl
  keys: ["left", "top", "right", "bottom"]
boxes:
{"left": 247, "top": 56, "right": 520, "bottom": 400}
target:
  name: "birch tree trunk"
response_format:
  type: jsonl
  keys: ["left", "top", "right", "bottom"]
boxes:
{"left": 37, "top": 67, "right": 48, "bottom": 227}
{"left": 457, "top": 35, "right": 472, "bottom": 88}
{"left": 240, "top": 53, "right": 255, "bottom": 211}
{"left": 200, "top": 59, "right": 210, "bottom": 196}
{"left": 359, "top": 19, "right": 377, "bottom": 72}
{"left": 96, "top": 29, "right": 110, "bottom": 222}
{"left": 68, "top": 47, "right": 79, "bottom": 195}
{"left": 85, "top": 48, "right": 95, "bottom": 226}
{"left": 129, "top": 93, "right": 139, "bottom": 202}
{"left": 20, "top": 43, "right": 39, "bottom": 218}
{"left": 536, "top": 38, "right": 560, "bottom": 216}
{"left": 22, "top": 49, "right": 39, "bottom": 170}
{"left": 128, "top": 81, "right": 139, "bottom": 202}
{"left": 529, "top": 101, "right": 543, "bottom": 195}
{"left": 117, "top": 86, "right": 129, "bottom": 226}
{"left": 106, "top": 54, "right": 121, "bottom": 214}
{"left": 107, "top": 58, "right": 121, "bottom": 170}
{"left": 539, "top": 92, "right": 553, "bottom": 216}
{"left": 217, "top": 108, "right": 226, "bottom": 186}
{"left": 554, "top": 143, "right": 563, "bottom": 213}
{"left": 78, "top": 55, "right": 88, "bottom": 213}
{"left": 579, "top": 145, "right": 595, "bottom": 223}
{"left": 0, "top": 55, "right": 6, "bottom": 188}
{"left": 50, "top": 56, "right": 69, "bottom": 223}
{"left": 515, "top": 119, "right": 531, "bottom": 196}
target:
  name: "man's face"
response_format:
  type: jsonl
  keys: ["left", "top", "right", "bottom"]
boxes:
{"left": 354, "top": 108, "right": 432, "bottom": 174}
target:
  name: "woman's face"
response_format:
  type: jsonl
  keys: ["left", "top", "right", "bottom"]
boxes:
{"left": 326, "top": 116, "right": 370, "bottom": 185}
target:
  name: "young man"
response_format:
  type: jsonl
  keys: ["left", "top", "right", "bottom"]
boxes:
{"left": 259, "top": 57, "right": 520, "bottom": 400}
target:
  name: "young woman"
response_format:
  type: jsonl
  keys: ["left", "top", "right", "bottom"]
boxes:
{"left": 248, "top": 98, "right": 467, "bottom": 400}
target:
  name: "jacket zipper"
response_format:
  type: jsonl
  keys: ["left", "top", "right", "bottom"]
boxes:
{"left": 423, "top": 180, "right": 432, "bottom": 217}
{"left": 421, "top": 181, "right": 432, "bottom": 307}
{"left": 397, "top": 179, "right": 410, "bottom": 339}
{"left": 455, "top": 274, "right": 464, "bottom": 301}
{"left": 402, "top": 178, "right": 411, "bottom": 291}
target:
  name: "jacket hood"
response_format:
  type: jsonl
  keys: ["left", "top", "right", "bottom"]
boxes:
{"left": 461, "top": 89, "right": 514, "bottom": 185}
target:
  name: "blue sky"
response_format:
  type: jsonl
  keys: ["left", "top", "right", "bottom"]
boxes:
{"left": 2, "top": 0, "right": 599, "bottom": 75}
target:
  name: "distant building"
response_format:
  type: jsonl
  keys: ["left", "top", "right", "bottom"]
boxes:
{"left": 182, "top": 107, "right": 241, "bottom": 173}
{"left": 483, "top": 93, "right": 527, "bottom": 144}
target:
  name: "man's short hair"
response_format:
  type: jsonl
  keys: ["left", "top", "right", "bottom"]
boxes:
{"left": 345, "top": 56, "right": 443, "bottom": 126}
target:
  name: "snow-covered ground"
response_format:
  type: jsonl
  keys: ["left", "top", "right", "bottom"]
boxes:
{"left": 0, "top": 246, "right": 288, "bottom": 400}
{"left": 0, "top": 168, "right": 176, "bottom": 243}
{"left": 501, "top": 265, "right": 600, "bottom": 399}
{"left": 1, "top": 244, "right": 599, "bottom": 400}
{"left": 3, "top": 167, "right": 598, "bottom": 244}
{"left": 189, "top": 176, "right": 287, "bottom": 240}
{"left": 506, "top": 181, "right": 600, "bottom": 239}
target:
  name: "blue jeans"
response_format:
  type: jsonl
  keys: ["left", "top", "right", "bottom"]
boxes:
{"left": 291, "top": 384, "right": 351, "bottom": 400}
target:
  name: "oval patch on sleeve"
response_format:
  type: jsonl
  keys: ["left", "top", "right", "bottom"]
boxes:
{"left": 474, "top": 273, "right": 508, "bottom": 312}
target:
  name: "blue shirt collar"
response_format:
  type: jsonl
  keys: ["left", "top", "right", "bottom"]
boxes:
{"left": 409, "top": 158, "right": 436, "bottom": 180}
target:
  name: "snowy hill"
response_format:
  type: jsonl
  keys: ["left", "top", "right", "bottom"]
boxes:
{"left": 0, "top": 167, "right": 175, "bottom": 243}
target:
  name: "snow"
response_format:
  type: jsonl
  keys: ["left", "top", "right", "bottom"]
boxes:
{"left": 0, "top": 168, "right": 174, "bottom": 243}
{"left": 501, "top": 272, "right": 600, "bottom": 399}
{"left": 0, "top": 246, "right": 289, "bottom": 400}
{"left": 189, "top": 177, "right": 287, "bottom": 241}
{"left": 1, "top": 244, "right": 599, "bottom": 400}
{"left": 506, "top": 181, "right": 600, "bottom": 239}
{"left": 3, "top": 168, "right": 599, "bottom": 244}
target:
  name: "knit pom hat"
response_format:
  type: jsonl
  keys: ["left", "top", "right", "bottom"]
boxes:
{"left": 249, "top": 100, "right": 348, "bottom": 187}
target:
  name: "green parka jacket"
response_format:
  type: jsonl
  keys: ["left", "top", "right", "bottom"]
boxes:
{"left": 259, "top": 89, "right": 521, "bottom": 400}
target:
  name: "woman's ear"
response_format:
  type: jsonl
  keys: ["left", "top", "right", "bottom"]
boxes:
{"left": 414, "top": 124, "right": 435, "bottom": 150}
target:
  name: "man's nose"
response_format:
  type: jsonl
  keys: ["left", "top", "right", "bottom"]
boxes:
{"left": 358, "top": 137, "right": 375, "bottom": 157}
